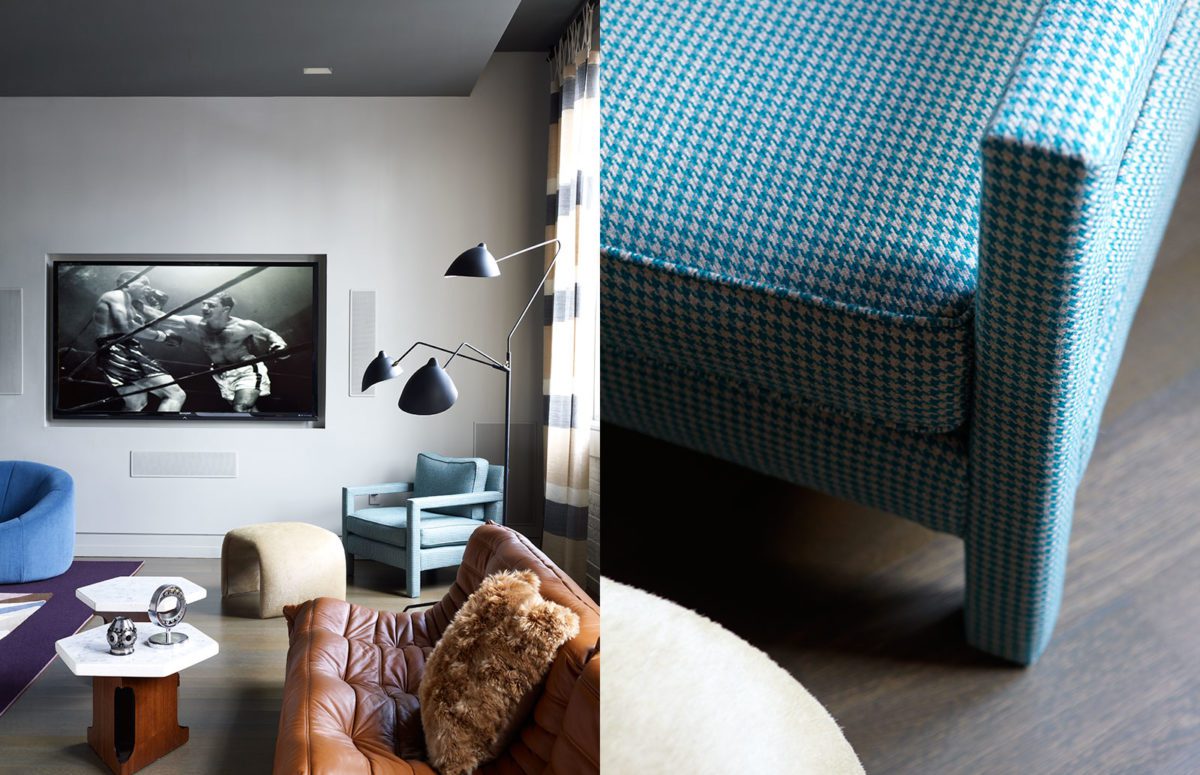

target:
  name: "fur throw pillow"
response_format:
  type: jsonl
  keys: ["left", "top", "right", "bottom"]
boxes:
{"left": 419, "top": 569, "right": 580, "bottom": 775}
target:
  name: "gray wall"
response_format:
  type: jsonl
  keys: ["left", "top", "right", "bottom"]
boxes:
{"left": 0, "top": 54, "right": 550, "bottom": 556}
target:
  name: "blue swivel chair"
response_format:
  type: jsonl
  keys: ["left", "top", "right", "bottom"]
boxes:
{"left": 0, "top": 461, "right": 75, "bottom": 583}
{"left": 342, "top": 452, "right": 504, "bottom": 598}
{"left": 602, "top": 0, "right": 1200, "bottom": 663}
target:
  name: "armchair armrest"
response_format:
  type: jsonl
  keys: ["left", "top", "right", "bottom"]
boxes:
{"left": 977, "top": 0, "right": 1196, "bottom": 480}
{"left": 987, "top": 0, "right": 1182, "bottom": 165}
{"left": 0, "top": 488, "right": 75, "bottom": 544}
{"left": 404, "top": 491, "right": 504, "bottom": 562}
{"left": 342, "top": 481, "right": 414, "bottom": 521}
{"left": 406, "top": 491, "right": 503, "bottom": 511}
{"left": 343, "top": 482, "right": 414, "bottom": 498}
{"left": 968, "top": 1, "right": 1200, "bottom": 661}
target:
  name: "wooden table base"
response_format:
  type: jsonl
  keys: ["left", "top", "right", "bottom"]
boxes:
{"left": 87, "top": 673, "right": 189, "bottom": 775}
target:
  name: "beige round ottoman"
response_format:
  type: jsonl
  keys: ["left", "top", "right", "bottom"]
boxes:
{"left": 602, "top": 578, "right": 864, "bottom": 774}
{"left": 221, "top": 522, "right": 346, "bottom": 618}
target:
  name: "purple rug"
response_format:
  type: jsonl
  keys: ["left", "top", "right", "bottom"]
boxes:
{"left": 0, "top": 560, "right": 143, "bottom": 718}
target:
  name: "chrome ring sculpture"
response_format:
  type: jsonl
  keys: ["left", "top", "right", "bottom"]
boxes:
{"left": 147, "top": 583, "right": 188, "bottom": 646}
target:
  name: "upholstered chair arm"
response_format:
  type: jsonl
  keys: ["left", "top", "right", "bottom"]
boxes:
{"left": 405, "top": 491, "right": 503, "bottom": 511}
{"left": 343, "top": 482, "right": 415, "bottom": 496}
{"left": 404, "top": 491, "right": 504, "bottom": 558}
{"left": 342, "top": 482, "right": 415, "bottom": 525}
{"left": 979, "top": 0, "right": 1197, "bottom": 474}
{"left": 342, "top": 481, "right": 414, "bottom": 501}
{"left": 0, "top": 486, "right": 75, "bottom": 551}
{"left": 989, "top": 0, "right": 1183, "bottom": 167}
{"left": 970, "top": 1, "right": 1200, "bottom": 663}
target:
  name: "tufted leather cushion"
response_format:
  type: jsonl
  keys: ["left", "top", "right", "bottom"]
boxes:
{"left": 273, "top": 524, "right": 599, "bottom": 775}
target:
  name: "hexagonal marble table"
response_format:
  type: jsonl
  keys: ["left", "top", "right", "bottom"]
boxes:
{"left": 76, "top": 576, "right": 207, "bottom": 623}
{"left": 55, "top": 622, "right": 218, "bottom": 774}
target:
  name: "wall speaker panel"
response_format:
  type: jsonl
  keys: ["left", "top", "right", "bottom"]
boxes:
{"left": 130, "top": 451, "right": 238, "bottom": 478}
{"left": 0, "top": 289, "right": 22, "bottom": 395}
{"left": 349, "top": 290, "right": 376, "bottom": 397}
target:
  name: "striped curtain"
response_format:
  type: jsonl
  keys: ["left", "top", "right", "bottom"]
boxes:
{"left": 542, "top": 2, "right": 599, "bottom": 589}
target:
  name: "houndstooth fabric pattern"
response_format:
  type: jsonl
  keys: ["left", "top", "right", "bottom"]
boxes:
{"left": 602, "top": 0, "right": 1200, "bottom": 665}
{"left": 604, "top": 254, "right": 972, "bottom": 433}
{"left": 1078, "top": 0, "right": 1200, "bottom": 472}
{"left": 603, "top": 347, "right": 969, "bottom": 536}
{"left": 969, "top": 0, "right": 1199, "bottom": 664}
{"left": 602, "top": 0, "right": 1044, "bottom": 431}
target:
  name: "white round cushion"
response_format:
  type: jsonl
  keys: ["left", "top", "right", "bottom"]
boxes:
{"left": 602, "top": 578, "right": 864, "bottom": 774}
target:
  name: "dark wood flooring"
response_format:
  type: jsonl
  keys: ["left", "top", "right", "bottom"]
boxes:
{"left": 601, "top": 149, "right": 1200, "bottom": 773}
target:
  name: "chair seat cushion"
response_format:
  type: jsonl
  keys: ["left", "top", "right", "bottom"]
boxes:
{"left": 602, "top": 0, "right": 1042, "bottom": 432}
{"left": 346, "top": 507, "right": 483, "bottom": 549}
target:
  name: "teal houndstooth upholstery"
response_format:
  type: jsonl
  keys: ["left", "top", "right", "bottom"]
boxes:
{"left": 603, "top": 0, "right": 1200, "bottom": 663}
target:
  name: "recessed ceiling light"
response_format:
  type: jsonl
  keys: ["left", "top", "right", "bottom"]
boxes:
{"left": 303, "top": 67, "right": 333, "bottom": 75}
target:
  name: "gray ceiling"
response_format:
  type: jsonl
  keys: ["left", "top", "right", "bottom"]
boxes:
{"left": 0, "top": 0, "right": 582, "bottom": 97}
{"left": 498, "top": 0, "right": 584, "bottom": 52}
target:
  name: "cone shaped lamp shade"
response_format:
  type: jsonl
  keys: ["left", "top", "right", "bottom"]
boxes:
{"left": 399, "top": 358, "right": 459, "bottom": 415}
{"left": 361, "top": 351, "right": 402, "bottom": 392}
{"left": 445, "top": 243, "right": 500, "bottom": 278}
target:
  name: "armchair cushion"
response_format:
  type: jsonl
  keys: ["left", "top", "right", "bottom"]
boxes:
{"left": 345, "top": 509, "right": 484, "bottom": 549}
{"left": 603, "top": 0, "right": 1049, "bottom": 432}
{"left": 413, "top": 452, "right": 487, "bottom": 519}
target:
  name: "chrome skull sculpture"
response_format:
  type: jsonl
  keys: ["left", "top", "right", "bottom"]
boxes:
{"left": 106, "top": 616, "right": 137, "bottom": 655}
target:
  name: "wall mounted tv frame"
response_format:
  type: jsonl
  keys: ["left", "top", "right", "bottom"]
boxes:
{"left": 51, "top": 257, "right": 321, "bottom": 422}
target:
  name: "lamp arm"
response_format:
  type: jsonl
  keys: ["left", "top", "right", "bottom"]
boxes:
{"left": 495, "top": 238, "right": 561, "bottom": 263}
{"left": 507, "top": 239, "right": 562, "bottom": 351}
{"left": 443, "top": 341, "right": 507, "bottom": 372}
{"left": 394, "top": 340, "right": 498, "bottom": 371}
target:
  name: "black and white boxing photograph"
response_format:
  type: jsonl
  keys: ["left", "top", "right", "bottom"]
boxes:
{"left": 52, "top": 260, "right": 319, "bottom": 419}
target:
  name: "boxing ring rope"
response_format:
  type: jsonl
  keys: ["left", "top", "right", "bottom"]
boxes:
{"left": 58, "top": 341, "right": 313, "bottom": 413}
{"left": 64, "top": 265, "right": 267, "bottom": 382}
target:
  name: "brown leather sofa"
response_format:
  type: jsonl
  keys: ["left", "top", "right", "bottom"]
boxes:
{"left": 273, "top": 523, "right": 600, "bottom": 774}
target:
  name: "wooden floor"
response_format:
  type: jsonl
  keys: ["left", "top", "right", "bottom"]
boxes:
{"left": 0, "top": 560, "right": 453, "bottom": 774}
{"left": 602, "top": 148, "right": 1200, "bottom": 773}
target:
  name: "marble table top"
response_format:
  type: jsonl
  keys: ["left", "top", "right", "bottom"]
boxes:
{"left": 55, "top": 622, "right": 218, "bottom": 678}
{"left": 76, "top": 576, "right": 207, "bottom": 613}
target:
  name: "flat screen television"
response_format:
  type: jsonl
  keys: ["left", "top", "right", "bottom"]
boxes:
{"left": 52, "top": 258, "right": 320, "bottom": 421}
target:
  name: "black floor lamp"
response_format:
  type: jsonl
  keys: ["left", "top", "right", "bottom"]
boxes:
{"left": 361, "top": 238, "right": 562, "bottom": 520}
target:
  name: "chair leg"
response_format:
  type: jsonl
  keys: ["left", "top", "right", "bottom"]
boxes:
{"left": 345, "top": 553, "right": 354, "bottom": 581}
{"left": 963, "top": 504, "right": 1073, "bottom": 665}
{"left": 406, "top": 567, "right": 420, "bottom": 599}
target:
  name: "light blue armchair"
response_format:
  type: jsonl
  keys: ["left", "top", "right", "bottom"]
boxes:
{"left": 602, "top": 0, "right": 1200, "bottom": 663}
{"left": 342, "top": 452, "right": 503, "bottom": 597}
{"left": 0, "top": 460, "right": 75, "bottom": 583}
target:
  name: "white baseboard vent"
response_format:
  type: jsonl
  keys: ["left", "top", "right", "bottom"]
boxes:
{"left": 130, "top": 451, "right": 238, "bottom": 478}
